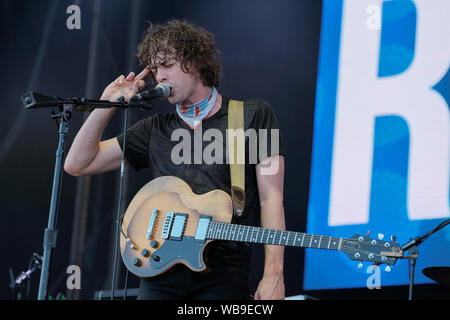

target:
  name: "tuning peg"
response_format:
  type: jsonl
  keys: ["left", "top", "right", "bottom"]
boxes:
{"left": 385, "top": 265, "right": 391, "bottom": 272}
{"left": 366, "top": 230, "right": 371, "bottom": 237}
{"left": 390, "top": 235, "right": 397, "bottom": 242}
{"left": 378, "top": 233, "right": 384, "bottom": 240}
{"left": 357, "top": 262, "right": 363, "bottom": 269}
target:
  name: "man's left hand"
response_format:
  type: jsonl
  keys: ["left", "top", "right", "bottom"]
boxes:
{"left": 254, "top": 273, "right": 285, "bottom": 300}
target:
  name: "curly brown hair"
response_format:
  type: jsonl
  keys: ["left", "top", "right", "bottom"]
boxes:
{"left": 136, "top": 20, "right": 221, "bottom": 87}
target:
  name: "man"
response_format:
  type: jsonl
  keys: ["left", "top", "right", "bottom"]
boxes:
{"left": 64, "top": 20, "right": 286, "bottom": 300}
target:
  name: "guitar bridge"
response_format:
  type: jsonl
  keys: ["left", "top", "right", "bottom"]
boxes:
{"left": 145, "top": 208, "right": 159, "bottom": 239}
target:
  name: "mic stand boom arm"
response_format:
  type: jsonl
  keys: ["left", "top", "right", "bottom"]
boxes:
{"left": 20, "top": 91, "right": 154, "bottom": 300}
{"left": 21, "top": 91, "right": 153, "bottom": 112}
{"left": 399, "top": 219, "right": 450, "bottom": 301}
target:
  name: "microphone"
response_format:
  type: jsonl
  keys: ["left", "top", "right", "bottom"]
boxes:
{"left": 131, "top": 83, "right": 171, "bottom": 102}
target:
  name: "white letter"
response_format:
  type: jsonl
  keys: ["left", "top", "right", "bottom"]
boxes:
{"left": 329, "top": 0, "right": 449, "bottom": 226}
{"left": 194, "top": 123, "right": 203, "bottom": 164}
{"left": 66, "top": 5, "right": 81, "bottom": 30}
{"left": 66, "top": 265, "right": 81, "bottom": 290}
{"left": 226, "top": 129, "right": 246, "bottom": 164}
{"left": 171, "top": 128, "right": 191, "bottom": 164}
{"left": 258, "top": 129, "right": 280, "bottom": 175}
{"left": 366, "top": 265, "right": 381, "bottom": 289}
{"left": 203, "top": 128, "right": 223, "bottom": 164}
{"left": 366, "top": 4, "right": 381, "bottom": 30}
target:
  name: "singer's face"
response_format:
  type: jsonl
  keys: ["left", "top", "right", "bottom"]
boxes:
{"left": 150, "top": 54, "right": 204, "bottom": 106}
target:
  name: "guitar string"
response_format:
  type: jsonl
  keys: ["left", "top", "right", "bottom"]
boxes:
{"left": 209, "top": 222, "right": 397, "bottom": 263}
{"left": 209, "top": 221, "right": 395, "bottom": 250}
{"left": 125, "top": 217, "right": 396, "bottom": 263}
{"left": 131, "top": 216, "right": 395, "bottom": 250}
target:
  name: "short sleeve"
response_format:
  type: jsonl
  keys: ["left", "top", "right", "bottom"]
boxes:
{"left": 116, "top": 117, "right": 152, "bottom": 171}
{"left": 249, "top": 99, "right": 286, "bottom": 164}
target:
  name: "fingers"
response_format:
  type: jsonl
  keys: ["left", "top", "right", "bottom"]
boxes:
{"left": 115, "top": 70, "right": 147, "bottom": 88}
{"left": 132, "top": 80, "right": 146, "bottom": 93}
{"left": 137, "top": 79, "right": 145, "bottom": 89}
{"left": 135, "top": 67, "right": 151, "bottom": 80}
{"left": 125, "top": 72, "right": 135, "bottom": 81}
{"left": 115, "top": 74, "right": 125, "bottom": 85}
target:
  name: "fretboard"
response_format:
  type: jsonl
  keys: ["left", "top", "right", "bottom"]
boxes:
{"left": 207, "top": 221, "right": 342, "bottom": 251}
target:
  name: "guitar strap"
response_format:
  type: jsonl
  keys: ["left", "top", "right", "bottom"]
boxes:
{"left": 227, "top": 99, "right": 245, "bottom": 218}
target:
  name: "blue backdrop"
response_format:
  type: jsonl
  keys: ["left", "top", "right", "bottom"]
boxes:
{"left": 305, "top": 0, "right": 450, "bottom": 290}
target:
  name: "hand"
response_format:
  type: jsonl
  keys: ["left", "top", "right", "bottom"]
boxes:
{"left": 254, "top": 273, "right": 285, "bottom": 300}
{"left": 100, "top": 67, "right": 150, "bottom": 102}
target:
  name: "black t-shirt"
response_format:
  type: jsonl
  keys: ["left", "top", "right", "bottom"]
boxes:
{"left": 116, "top": 96, "right": 285, "bottom": 266}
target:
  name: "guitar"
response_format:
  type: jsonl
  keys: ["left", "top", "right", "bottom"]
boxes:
{"left": 120, "top": 176, "right": 403, "bottom": 278}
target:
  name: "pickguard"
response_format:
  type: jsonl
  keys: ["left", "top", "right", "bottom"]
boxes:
{"left": 150, "top": 236, "right": 206, "bottom": 272}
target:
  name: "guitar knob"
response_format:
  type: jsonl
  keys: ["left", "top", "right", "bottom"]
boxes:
{"left": 385, "top": 266, "right": 391, "bottom": 272}
{"left": 152, "top": 255, "right": 161, "bottom": 262}
{"left": 150, "top": 240, "right": 159, "bottom": 248}
{"left": 141, "top": 249, "right": 150, "bottom": 257}
{"left": 132, "top": 258, "right": 142, "bottom": 267}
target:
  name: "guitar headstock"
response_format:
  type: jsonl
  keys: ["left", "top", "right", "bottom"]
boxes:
{"left": 341, "top": 232, "right": 403, "bottom": 270}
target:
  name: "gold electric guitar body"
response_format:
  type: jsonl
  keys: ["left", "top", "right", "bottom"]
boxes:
{"left": 120, "top": 176, "right": 233, "bottom": 278}
{"left": 120, "top": 176, "right": 403, "bottom": 279}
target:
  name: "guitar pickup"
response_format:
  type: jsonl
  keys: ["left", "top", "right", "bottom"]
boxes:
{"left": 195, "top": 215, "right": 212, "bottom": 242}
{"left": 145, "top": 208, "right": 159, "bottom": 240}
{"left": 161, "top": 211, "right": 175, "bottom": 239}
{"left": 170, "top": 213, "right": 188, "bottom": 241}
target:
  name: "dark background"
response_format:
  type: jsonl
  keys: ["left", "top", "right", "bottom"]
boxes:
{"left": 1, "top": 0, "right": 448, "bottom": 300}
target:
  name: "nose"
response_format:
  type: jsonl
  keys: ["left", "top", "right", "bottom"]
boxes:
{"left": 155, "top": 68, "right": 168, "bottom": 84}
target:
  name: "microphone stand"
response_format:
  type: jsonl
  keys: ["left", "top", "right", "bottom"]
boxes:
{"left": 9, "top": 253, "right": 42, "bottom": 300}
{"left": 400, "top": 219, "right": 450, "bottom": 300}
{"left": 21, "top": 92, "right": 153, "bottom": 300}
{"left": 36, "top": 103, "right": 72, "bottom": 300}
{"left": 110, "top": 100, "right": 129, "bottom": 300}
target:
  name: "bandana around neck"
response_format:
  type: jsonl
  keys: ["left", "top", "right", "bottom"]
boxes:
{"left": 176, "top": 87, "right": 218, "bottom": 129}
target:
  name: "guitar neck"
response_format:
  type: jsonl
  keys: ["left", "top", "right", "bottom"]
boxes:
{"left": 207, "top": 221, "right": 343, "bottom": 251}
